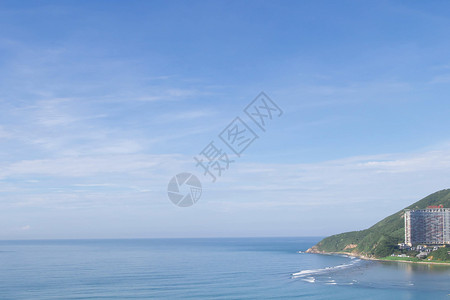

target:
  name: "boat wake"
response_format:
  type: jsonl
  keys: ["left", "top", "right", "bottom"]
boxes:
{"left": 291, "top": 254, "right": 364, "bottom": 286}
{"left": 292, "top": 258, "right": 361, "bottom": 279}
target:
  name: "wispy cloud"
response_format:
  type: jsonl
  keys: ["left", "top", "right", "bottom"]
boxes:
{"left": 154, "top": 109, "right": 216, "bottom": 123}
{"left": 429, "top": 74, "right": 450, "bottom": 84}
{"left": 0, "top": 125, "right": 11, "bottom": 139}
{"left": 3, "top": 141, "right": 448, "bottom": 214}
{"left": 19, "top": 225, "right": 31, "bottom": 231}
{"left": 202, "top": 144, "right": 450, "bottom": 213}
{"left": 133, "top": 88, "right": 211, "bottom": 102}
{"left": 1, "top": 154, "right": 182, "bottom": 178}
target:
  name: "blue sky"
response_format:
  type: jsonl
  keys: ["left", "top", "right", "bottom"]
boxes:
{"left": 1, "top": 0, "right": 450, "bottom": 239}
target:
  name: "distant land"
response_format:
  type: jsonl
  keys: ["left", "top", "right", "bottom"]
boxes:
{"left": 306, "top": 189, "right": 450, "bottom": 264}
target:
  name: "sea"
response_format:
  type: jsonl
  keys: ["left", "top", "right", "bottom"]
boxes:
{"left": 0, "top": 237, "right": 449, "bottom": 299}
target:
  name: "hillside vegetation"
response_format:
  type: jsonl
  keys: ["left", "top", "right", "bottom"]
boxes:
{"left": 310, "top": 189, "right": 450, "bottom": 258}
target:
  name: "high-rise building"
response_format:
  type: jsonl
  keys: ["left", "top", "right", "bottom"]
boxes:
{"left": 404, "top": 207, "right": 450, "bottom": 246}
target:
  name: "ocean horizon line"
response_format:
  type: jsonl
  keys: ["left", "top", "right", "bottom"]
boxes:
{"left": 0, "top": 236, "right": 325, "bottom": 242}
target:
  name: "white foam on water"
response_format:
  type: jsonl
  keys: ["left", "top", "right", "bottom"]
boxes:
{"left": 302, "top": 277, "right": 316, "bottom": 283}
{"left": 292, "top": 257, "right": 361, "bottom": 279}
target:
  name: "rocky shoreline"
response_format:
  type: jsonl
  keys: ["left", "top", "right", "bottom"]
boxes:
{"left": 305, "top": 246, "right": 450, "bottom": 266}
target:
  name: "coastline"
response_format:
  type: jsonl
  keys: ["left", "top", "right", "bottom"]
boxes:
{"left": 305, "top": 247, "right": 450, "bottom": 266}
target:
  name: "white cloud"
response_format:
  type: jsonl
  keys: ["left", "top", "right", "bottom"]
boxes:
{"left": 0, "top": 125, "right": 11, "bottom": 139}
{"left": 358, "top": 150, "right": 450, "bottom": 173}
{"left": 2, "top": 143, "right": 450, "bottom": 210}
{"left": 201, "top": 145, "right": 450, "bottom": 213}
{"left": 2, "top": 154, "right": 182, "bottom": 178}
{"left": 72, "top": 183, "right": 114, "bottom": 187}
{"left": 133, "top": 88, "right": 209, "bottom": 102}
{"left": 429, "top": 74, "right": 450, "bottom": 84}
{"left": 154, "top": 109, "right": 216, "bottom": 123}
{"left": 19, "top": 225, "right": 31, "bottom": 231}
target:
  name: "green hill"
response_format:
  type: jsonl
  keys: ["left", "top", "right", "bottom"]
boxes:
{"left": 307, "top": 189, "right": 450, "bottom": 258}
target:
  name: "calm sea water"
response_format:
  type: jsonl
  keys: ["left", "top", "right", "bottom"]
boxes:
{"left": 0, "top": 237, "right": 449, "bottom": 299}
